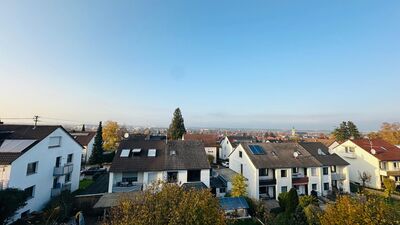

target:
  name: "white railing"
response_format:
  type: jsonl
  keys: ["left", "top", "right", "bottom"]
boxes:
{"left": 331, "top": 173, "right": 346, "bottom": 180}
{"left": 292, "top": 173, "right": 305, "bottom": 178}
{"left": 0, "top": 180, "right": 9, "bottom": 190}
{"left": 54, "top": 163, "right": 74, "bottom": 176}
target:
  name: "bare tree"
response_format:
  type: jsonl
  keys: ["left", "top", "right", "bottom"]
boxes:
{"left": 358, "top": 171, "right": 371, "bottom": 191}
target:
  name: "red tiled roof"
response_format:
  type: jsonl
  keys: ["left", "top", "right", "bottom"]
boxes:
{"left": 183, "top": 134, "right": 219, "bottom": 147}
{"left": 351, "top": 139, "right": 400, "bottom": 161}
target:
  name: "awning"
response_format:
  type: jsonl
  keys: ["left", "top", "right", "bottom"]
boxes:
{"left": 93, "top": 192, "right": 140, "bottom": 208}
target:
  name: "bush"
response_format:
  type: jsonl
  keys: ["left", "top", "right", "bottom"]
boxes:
{"left": 299, "top": 195, "right": 318, "bottom": 208}
{"left": 43, "top": 191, "right": 74, "bottom": 223}
{"left": 350, "top": 182, "right": 360, "bottom": 193}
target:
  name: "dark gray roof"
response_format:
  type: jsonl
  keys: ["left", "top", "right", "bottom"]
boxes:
{"left": 298, "top": 142, "right": 349, "bottom": 166}
{"left": 181, "top": 182, "right": 207, "bottom": 190}
{"left": 0, "top": 125, "right": 82, "bottom": 164}
{"left": 110, "top": 140, "right": 211, "bottom": 173}
{"left": 219, "top": 197, "right": 249, "bottom": 210}
{"left": 210, "top": 176, "right": 227, "bottom": 188}
{"left": 240, "top": 142, "right": 322, "bottom": 169}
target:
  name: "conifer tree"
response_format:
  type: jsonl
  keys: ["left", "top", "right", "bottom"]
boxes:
{"left": 167, "top": 108, "right": 186, "bottom": 140}
{"left": 89, "top": 121, "right": 104, "bottom": 165}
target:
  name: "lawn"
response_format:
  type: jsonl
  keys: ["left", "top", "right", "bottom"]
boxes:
{"left": 79, "top": 178, "right": 94, "bottom": 190}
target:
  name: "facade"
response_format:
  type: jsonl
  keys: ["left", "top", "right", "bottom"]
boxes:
{"left": 70, "top": 131, "right": 96, "bottom": 163}
{"left": 220, "top": 136, "right": 256, "bottom": 160}
{"left": 332, "top": 139, "right": 400, "bottom": 189}
{"left": 183, "top": 134, "right": 219, "bottom": 163}
{"left": 229, "top": 142, "right": 350, "bottom": 200}
{"left": 0, "top": 125, "right": 82, "bottom": 222}
{"left": 108, "top": 139, "right": 211, "bottom": 193}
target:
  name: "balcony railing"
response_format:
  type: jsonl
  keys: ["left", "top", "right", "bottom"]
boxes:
{"left": 342, "top": 152, "right": 356, "bottom": 159}
{"left": 53, "top": 164, "right": 74, "bottom": 176}
{"left": 0, "top": 180, "right": 9, "bottom": 190}
{"left": 292, "top": 172, "right": 305, "bottom": 178}
{"left": 51, "top": 183, "right": 72, "bottom": 197}
{"left": 331, "top": 173, "right": 346, "bottom": 180}
{"left": 292, "top": 177, "right": 309, "bottom": 184}
{"left": 259, "top": 178, "right": 276, "bottom": 186}
{"left": 113, "top": 183, "right": 143, "bottom": 193}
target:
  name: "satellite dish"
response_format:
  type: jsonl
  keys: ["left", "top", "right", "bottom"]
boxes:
{"left": 124, "top": 133, "right": 129, "bottom": 139}
{"left": 293, "top": 151, "right": 299, "bottom": 158}
{"left": 371, "top": 149, "right": 376, "bottom": 155}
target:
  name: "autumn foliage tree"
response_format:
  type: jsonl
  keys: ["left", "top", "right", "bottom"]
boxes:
{"left": 102, "top": 120, "right": 121, "bottom": 151}
{"left": 104, "top": 182, "right": 226, "bottom": 225}
{"left": 368, "top": 122, "right": 400, "bottom": 145}
{"left": 231, "top": 174, "right": 247, "bottom": 197}
{"left": 319, "top": 194, "right": 400, "bottom": 225}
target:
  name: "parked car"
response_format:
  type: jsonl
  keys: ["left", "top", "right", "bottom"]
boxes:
{"left": 81, "top": 166, "right": 107, "bottom": 176}
{"left": 221, "top": 161, "right": 229, "bottom": 168}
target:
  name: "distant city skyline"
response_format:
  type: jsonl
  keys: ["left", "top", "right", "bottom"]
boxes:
{"left": 1, "top": 1, "right": 399, "bottom": 131}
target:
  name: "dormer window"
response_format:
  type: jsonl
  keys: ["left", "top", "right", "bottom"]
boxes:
{"left": 132, "top": 149, "right": 141, "bottom": 156}
{"left": 49, "top": 136, "right": 61, "bottom": 148}
{"left": 148, "top": 149, "right": 156, "bottom": 157}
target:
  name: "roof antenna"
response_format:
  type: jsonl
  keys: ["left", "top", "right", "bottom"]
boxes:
{"left": 33, "top": 115, "right": 39, "bottom": 129}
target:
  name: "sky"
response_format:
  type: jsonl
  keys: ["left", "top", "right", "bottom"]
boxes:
{"left": 0, "top": 1, "right": 399, "bottom": 131}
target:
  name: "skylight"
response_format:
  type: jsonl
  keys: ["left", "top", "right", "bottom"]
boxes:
{"left": 249, "top": 145, "right": 265, "bottom": 155}
{"left": 120, "top": 149, "right": 130, "bottom": 157}
{"left": 148, "top": 149, "right": 156, "bottom": 157}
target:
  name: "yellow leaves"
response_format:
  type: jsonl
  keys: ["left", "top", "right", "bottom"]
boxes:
{"left": 231, "top": 174, "right": 247, "bottom": 197}
{"left": 102, "top": 121, "right": 121, "bottom": 151}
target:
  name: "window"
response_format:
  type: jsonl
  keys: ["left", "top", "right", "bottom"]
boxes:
{"left": 49, "top": 136, "right": 61, "bottom": 148}
{"left": 281, "top": 169, "right": 287, "bottom": 178}
{"left": 331, "top": 165, "right": 337, "bottom": 173}
{"left": 65, "top": 173, "right": 71, "bottom": 183}
{"left": 55, "top": 156, "right": 61, "bottom": 167}
{"left": 395, "top": 177, "right": 400, "bottom": 182}
{"left": 24, "top": 185, "right": 35, "bottom": 199}
{"left": 148, "top": 172, "right": 158, "bottom": 184}
{"left": 311, "top": 168, "right": 317, "bottom": 176}
{"left": 380, "top": 162, "right": 388, "bottom": 170}
{"left": 323, "top": 167, "right": 329, "bottom": 175}
{"left": 345, "top": 146, "right": 355, "bottom": 153}
{"left": 53, "top": 177, "right": 59, "bottom": 188}
{"left": 167, "top": 172, "right": 178, "bottom": 183}
{"left": 312, "top": 183, "right": 317, "bottom": 191}
{"left": 292, "top": 168, "right": 298, "bottom": 174}
{"left": 259, "top": 168, "right": 268, "bottom": 176}
{"left": 281, "top": 186, "right": 288, "bottom": 193}
{"left": 67, "top": 154, "right": 73, "bottom": 163}
{"left": 239, "top": 151, "right": 242, "bottom": 158}
{"left": 240, "top": 164, "right": 243, "bottom": 175}
{"left": 220, "top": 187, "right": 226, "bottom": 193}
{"left": 324, "top": 182, "right": 329, "bottom": 191}
{"left": 26, "top": 162, "right": 38, "bottom": 175}
{"left": 394, "top": 162, "right": 398, "bottom": 169}
{"left": 122, "top": 172, "right": 138, "bottom": 183}
{"left": 187, "top": 170, "right": 201, "bottom": 182}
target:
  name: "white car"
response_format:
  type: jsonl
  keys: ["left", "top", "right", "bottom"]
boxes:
{"left": 221, "top": 161, "right": 229, "bottom": 168}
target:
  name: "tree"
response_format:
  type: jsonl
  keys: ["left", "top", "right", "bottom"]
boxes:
{"left": 358, "top": 171, "right": 372, "bottom": 190}
{"left": 89, "top": 121, "right": 104, "bottom": 165}
{"left": 319, "top": 194, "right": 400, "bottom": 225}
{"left": 0, "top": 188, "right": 28, "bottom": 225}
{"left": 167, "top": 108, "right": 186, "bottom": 140}
{"left": 207, "top": 155, "right": 214, "bottom": 164}
{"left": 383, "top": 178, "right": 396, "bottom": 199}
{"left": 370, "top": 122, "right": 400, "bottom": 145}
{"left": 231, "top": 174, "right": 247, "bottom": 197}
{"left": 286, "top": 188, "right": 299, "bottom": 214}
{"left": 299, "top": 195, "right": 318, "bottom": 208}
{"left": 102, "top": 121, "right": 121, "bottom": 151}
{"left": 81, "top": 124, "right": 86, "bottom": 132}
{"left": 104, "top": 182, "right": 226, "bottom": 225}
{"left": 43, "top": 191, "right": 74, "bottom": 224}
{"left": 332, "top": 121, "right": 361, "bottom": 142}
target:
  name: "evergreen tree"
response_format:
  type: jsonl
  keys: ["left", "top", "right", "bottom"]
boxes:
{"left": 332, "top": 121, "right": 361, "bottom": 142}
{"left": 167, "top": 108, "right": 186, "bottom": 140}
{"left": 347, "top": 121, "right": 361, "bottom": 139}
{"left": 89, "top": 121, "right": 104, "bottom": 165}
{"left": 82, "top": 124, "right": 86, "bottom": 132}
{"left": 286, "top": 188, "right": 299, "bottom": 214}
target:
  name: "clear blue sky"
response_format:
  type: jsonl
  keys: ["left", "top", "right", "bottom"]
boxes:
{"left": 0, "top": 1, "right": 399, "bottom": 131}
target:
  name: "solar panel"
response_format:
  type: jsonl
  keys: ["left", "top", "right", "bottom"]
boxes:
{"left": 249, "top": 145, "right": 265, "bottom": 155}
{"left": 120, "top": 149, "right": 130, "bottom": 157}
{"left": 0, "top": 139, "right": 37, "bottom": 153}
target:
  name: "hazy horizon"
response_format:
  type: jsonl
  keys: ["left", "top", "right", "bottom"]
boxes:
{"left": 1, "top": 1, "right": 399, "bottom": 131}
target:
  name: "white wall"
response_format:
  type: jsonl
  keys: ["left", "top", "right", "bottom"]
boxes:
{"left": 205, "top": 147, "right": 217, "bottom": 163}
{"left": 220, "top": 137, "right": 233, "bottom": 160}
{"left": 7, "top": 128, "right": 82, "bottom": 221}
{"left": 333, "top": 140, "right": 382, "bottom": 189}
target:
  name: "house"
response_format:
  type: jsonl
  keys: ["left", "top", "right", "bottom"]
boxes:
{"left": 0, "top": 125, "right": 82, "bottom": 222}
{"left": 211, "top": 167, "right": 246, "bottom": 197}
{"left": 332, "top": 138, "right": 400, "bottom": 189}
{"left": 108, "top": 139, "right": 211, "bottom": 193}
{"left": 219, "top": 197, "right": 250, "bottom": 219}
{"left": 183, "top": 134, "right": 219, "bottom": 163}
{"left": 220, "top": 136, "right": 256, "bottom": 160}
{"left": 70, "top": 131, "right": 96, "bottom": 163}
{"left": 229, "top": 142, "right": 350, "bottom": 200}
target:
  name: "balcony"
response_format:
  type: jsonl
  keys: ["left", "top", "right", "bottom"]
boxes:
{"left": 386, "top": 168, "right": 400, "bottom": 176}
{"left": 292, "top": 176, "right": 309, "bottom": 185}
{"left": 51, "top": 183, "right": 72, "bottom": 197}
{"left": 0, "top": 180, "right": 9, "bottom": 190}
{"left": 259, "top": 178, "right": 276, "bottom": 186}
{"left": 342, "top": 152, "right": 356, "bottom": 159}
{"left": 113, "top": 182, "right": 143, "bottom": 193}
{"left": 331, "top": 173, "right": 346, "bottom": 180}
{"left": 53, "top": 164, "right": 74, "bottom": 176}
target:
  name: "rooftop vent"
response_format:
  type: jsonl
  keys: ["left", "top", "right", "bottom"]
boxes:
{"left": 317, "top": 148, "right": 326, "bottom": 155}
{"left": 293, "top": 151, "right": 299, "bottom": 158}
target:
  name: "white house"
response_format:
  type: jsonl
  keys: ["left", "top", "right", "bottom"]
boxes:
{"left": 220, "top": 136, "right": 255, "bottom": 160}
{"left": 183, "top": 134, "right": 219, "bottom": 163}
{"left": 332, "top": 138, "right": 400, "bottom": 189}
{"left": 0, "top": 125, "right": 82, "bottom": 222}
{"left": 70, "top": 131, "right": 96, "bottom": 163}
{"left": 108, "top": 139, "right": 211, "bottom": 193}
{"left": 228, "top": 142, "right": 350, "bottom": 200}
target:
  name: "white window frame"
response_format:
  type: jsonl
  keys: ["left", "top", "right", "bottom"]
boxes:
{"left": 49, "top": 136, "right": 62, "bottom": 148}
